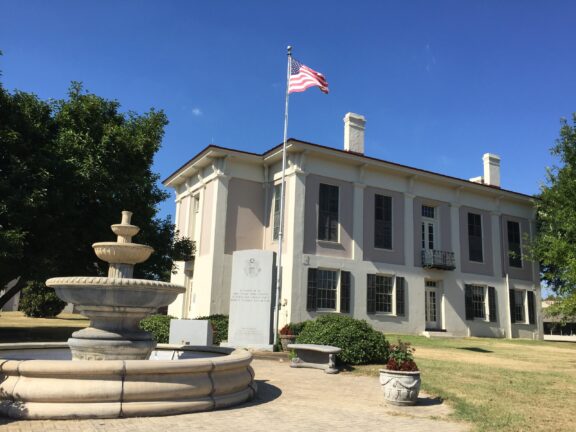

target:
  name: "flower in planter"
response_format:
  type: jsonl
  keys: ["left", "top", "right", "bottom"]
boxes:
{"left": 279, "top": 324, "right": 294, "bottom": 336}
{"left": 386, "top": 340, "right": 418, "bottom": 371}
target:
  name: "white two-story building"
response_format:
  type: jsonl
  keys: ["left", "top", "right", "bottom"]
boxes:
{"left": 164, "top": 113, "right": 541, "bottom": 339}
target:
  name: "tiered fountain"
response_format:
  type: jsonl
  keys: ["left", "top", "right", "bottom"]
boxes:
{"left": 0, "top": 212, "right": 255, "bottom": 419}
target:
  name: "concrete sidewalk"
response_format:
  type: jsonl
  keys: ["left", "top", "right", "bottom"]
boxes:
{"left": 0, "top": 358, "right": 469, "bottom": 432}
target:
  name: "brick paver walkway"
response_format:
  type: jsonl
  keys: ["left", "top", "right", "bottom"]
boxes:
{"left": 0, "top": 358, "right": 468, "bottom": 432}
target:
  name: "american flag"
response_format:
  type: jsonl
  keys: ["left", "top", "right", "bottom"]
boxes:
{"left": 288, "top": 58, "right": 329, "bottom": 94}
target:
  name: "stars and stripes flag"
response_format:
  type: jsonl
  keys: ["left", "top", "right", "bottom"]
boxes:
{"left": 288, "top": 58, "right": 329, "bottom": 94}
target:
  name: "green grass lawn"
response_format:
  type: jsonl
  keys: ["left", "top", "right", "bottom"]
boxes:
{"left": 0, "top": 311, "right": 89, "bottom": 343}
{"left": 354, "top": 334, "right": 576, "bottom": 432}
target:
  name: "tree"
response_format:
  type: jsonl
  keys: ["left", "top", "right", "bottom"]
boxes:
{"left": 0, "top": 81, "right": 192, "bottom": 310}
{"left": 532, "top": 114, "right": 576, "bottom": 322}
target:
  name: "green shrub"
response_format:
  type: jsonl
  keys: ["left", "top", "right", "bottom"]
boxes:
{"left": 195, "top": 314, "right": 229, "bottom": 345}
{"left": 296, "top": 314, "right": 389, "bottom": 365}
{"left": 19, "top": 281, "right": 66, "bottom": 318}
{"left": 139, "top": 314, "right": 174, "bottom": 343}
{"left": 289, "top": 321, "right": 309, "bottom": 336}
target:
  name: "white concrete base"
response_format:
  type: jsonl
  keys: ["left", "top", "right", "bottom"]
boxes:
{"left": 0, "top": 344, "right": 256, "bottom": 420}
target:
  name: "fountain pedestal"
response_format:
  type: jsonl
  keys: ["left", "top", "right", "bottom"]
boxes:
{"left": 47, "top": 211, "right": 185, "bottom": 360}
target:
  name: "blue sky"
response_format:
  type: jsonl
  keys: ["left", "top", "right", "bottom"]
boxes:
{"left": 2, "top": 1, "right": 575, "bottom": 220}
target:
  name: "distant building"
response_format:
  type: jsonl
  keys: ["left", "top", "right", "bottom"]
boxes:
{"left": 164, "top": 113, "right": 542, "bottom": 339}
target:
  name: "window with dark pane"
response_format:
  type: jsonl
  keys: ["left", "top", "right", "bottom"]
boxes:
{"left": 316, "top": 269, "right": 337, "bottom": 310}
{"left": 374, "top": 194, "right": 392, "bottom": 249}
{"left": 318, "top": 183, "right": 339, "bottom": 241}
{"left": 273, "top": 184, "right": 281, "bottom": 240}
{"left": 468, "top": 213, "right": 483, "bottom": 262}
{"left": 507, "top": 221, "right": 522, "bottom": 268}
{"left": 422, "top": 205, "right": 435, "bottom": 218}
{"left": 514, "top": 290, "right": 525, "bottom": 322}
{"left": 471, "top": 285, "right": 486, "bottom": 319}
{"left": 374, "top": 275, "right": 393, "bottom": 313}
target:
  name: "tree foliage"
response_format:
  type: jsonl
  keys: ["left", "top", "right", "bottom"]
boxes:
{"left": 0, "top": 80, "right": 192, "bottom": 307}
{"left": 533, "top": 114, "right": 576, "bottom": 321}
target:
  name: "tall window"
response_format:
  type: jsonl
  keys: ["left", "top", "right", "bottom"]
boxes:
{"left": 471, "top": 285, "right": 486, "bottom": 319}
{"left": 514, "top": 290, "right": 525, "bottom": 322}
{"left": 193, "top": 194, "right": 200, "bottom": 213}
{"left": 421, "top": 205, "right": 436, "bottom": 250}
{"left": 316, "top": 269, "right": 338, "bottom": 309}
{"left": 318, "top": 183, "right": 339, "bottom": 241}
{"left": 374, "top": 194, "right": 392, "bottom": 249}
{"left": 273, "top": 184, "right": 281, "bottom": 240}
{"left": 468, "top": 213, "right": 483, "bottom": 262}
{"left": 507, "top": 221, "right": 522, "bottom": 268}
{"left": 374, "top": 275, "right": 393, "bottom": 313}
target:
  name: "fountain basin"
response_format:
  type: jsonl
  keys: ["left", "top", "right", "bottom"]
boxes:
{"left": 0, "top": 343, "right": 256, "bottom": 419}
{"left": 46, "top": 277, "right": 184, "bottom": 307}
{"left": 92, "top": 243, "right": 154, "bottom": 265}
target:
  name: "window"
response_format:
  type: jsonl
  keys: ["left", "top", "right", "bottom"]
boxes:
{"left": 509, "top": 289, "right": 536, "bottom": 325}
{"left": 514, "top": 290, "right": 525, "bottom": 322}
{"left": 507, "top": 221, "right": 522, "bottom": 268}
{"left": 421, "top": 205, "right": 436, "bottom": 251}
{"left": 306, "top": 268, "right": 351, "bottom": 312}
{"left": 465, "top": 284, "right": 497, "bottom": 322}
{"left": 318, "top": 183, "right": 339, "bottom": 241}
{"left": 374, "top": 194, "right": 392, "bottom": 249}
{"left": 422, "top": 205, "right": 435, "bottom": 218}
{"left": 193, "top": 195, "right": 200, "bottom": 213}
{"left": 468, "top": 213, "right": 483, "bottom": 262}
{"left": 367, "top": 275, "right": 406, "bottom": 316}
{"left": 471, "top": 285, "right": 486, "bottom": 319}
{"left": 273, "top": 184, "right": 281, "bottom": 240}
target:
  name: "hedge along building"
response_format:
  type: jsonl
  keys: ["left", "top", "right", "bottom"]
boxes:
{"left": 164, "top": 113, "right": 542, "bottom": 339}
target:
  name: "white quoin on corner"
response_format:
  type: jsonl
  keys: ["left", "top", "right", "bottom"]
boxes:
{"left": 483, "top": 153, "right": 501, "bottom": 187}
{"left": 344, "top": 112, "right": 366, "bottom": 154}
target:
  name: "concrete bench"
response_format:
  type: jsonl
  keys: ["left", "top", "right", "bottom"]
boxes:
{"left": 287, "top": 344, "right": 341, "bottom": 374}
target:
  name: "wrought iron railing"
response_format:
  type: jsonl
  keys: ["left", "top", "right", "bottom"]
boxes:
{"left": 421, "top": 249, "right": 456, "bottom": 270}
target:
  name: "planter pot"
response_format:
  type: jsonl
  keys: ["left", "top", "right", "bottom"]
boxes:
{"left": 280, "top": 335, "right": 296, "bottom": 351}
{"left": 379, "top": 368, "right": 421, "bottom": 406}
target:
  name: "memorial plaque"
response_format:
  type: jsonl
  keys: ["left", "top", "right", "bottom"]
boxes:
{"left": 225, "top": 249, "right": 275, "bottom": 351}
{"left": 169, "top": 319, "right": 213, "bottom": 346}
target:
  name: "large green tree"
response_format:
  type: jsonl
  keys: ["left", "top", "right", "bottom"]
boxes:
{"left": 533, "top": 114, "right": 576, "bottom": 321}
{"left": 0, "top": 81, "right": 192, "bottom": 309}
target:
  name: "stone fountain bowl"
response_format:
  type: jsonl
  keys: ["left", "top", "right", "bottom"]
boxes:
{"left": 92, "top": 242, "right": 153, "bottom": 264}
{"left": 46, "top": 277, "right": 184, "bottom": 307}
{"left": 0, "top": 343, "right": 256, "bottom": 419}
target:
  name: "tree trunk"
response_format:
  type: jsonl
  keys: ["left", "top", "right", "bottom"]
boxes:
{"left": 0, "top": 276, "right": 26, "bottom": 310}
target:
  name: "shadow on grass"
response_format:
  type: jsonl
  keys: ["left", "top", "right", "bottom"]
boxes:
{"left": 416, "top": 396, "right": 444, "bottom": 406}
{"left": 0, "top": 327, "right": 85, "bottom": 343}
{"left": 458, "top": 347, "right": 493, "bottom": 353}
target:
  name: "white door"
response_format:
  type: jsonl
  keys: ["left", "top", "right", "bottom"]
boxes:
{"left": 425, "top": 281, "right": 439, "bottom": 329}
{"left": 421, "top": 221, "right": 437, "bottom": 251}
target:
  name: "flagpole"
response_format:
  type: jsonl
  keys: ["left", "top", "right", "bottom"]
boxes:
{"left": 272, "top": 45, "right": 292, "bottom": 348}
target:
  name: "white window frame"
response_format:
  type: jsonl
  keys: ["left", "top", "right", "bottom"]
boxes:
{"left": 315, "top": 268, "right": 340, "bottom": 312}
{"left": 469, "top": 284, "right": 489, "bottom": 321}
{"left": 373, "top": 273, "right": 397, "bottom": 316}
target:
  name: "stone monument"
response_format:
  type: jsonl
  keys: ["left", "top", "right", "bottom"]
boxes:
{"left": 225, "top": 250, "right": 275, "bottom": 351}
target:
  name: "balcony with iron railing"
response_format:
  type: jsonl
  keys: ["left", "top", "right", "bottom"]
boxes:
{"left": 421, "top": 249, "right": 456, "bottom": 270}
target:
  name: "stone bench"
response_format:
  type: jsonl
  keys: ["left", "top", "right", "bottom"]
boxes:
{"left": 287, "top": 344, "right": 341, "bottom": 374}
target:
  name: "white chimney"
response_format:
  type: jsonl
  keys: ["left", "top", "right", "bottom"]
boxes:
{"left": 343, "top": 112, "right": 366, "bottom": 154}
{"left": 483, "top": 153, "right": 501, "bottom": 187}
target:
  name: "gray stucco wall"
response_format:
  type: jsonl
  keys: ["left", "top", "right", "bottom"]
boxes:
{"left": 363, "top": 187, "right": 405, "bottom": 265}
{"left": 224, "top": 178, "right": 265, "bottom": 254}
{"left": 303, "top": 174, "right": 353, "bottom": 258}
